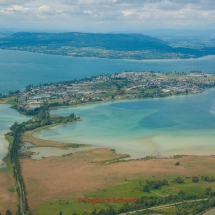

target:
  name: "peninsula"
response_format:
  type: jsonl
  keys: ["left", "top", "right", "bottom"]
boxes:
{"left": 5, "top": 71, "right": 215, "bottom": 114}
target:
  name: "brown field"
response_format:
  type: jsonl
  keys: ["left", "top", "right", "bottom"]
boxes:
{"left": 0, "top": 171, "right": 17, "bottom": 214}
{"left": 20, "top": 148, "right": 215, "bottom": 210}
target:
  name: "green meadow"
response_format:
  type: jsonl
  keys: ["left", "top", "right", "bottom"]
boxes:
{"left": 33, "top": 174, "right": 215, "bottom": 215}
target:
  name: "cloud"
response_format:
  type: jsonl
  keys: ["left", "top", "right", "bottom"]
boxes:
{"left": 38, "top": 5, "right": 50, "bottom": 13}
{"left": 0, "top": 0, "right": 215, "bottom": 31}
{"left": 198, "top": 0, "right": 215, "bottom": 10}
{"left": 62, "top": 0, "right": 116, "bottom": 6}
{"left": 0, "top": 0, "right": 31, "bottom": 6}
{"left": 0, "top": 5, "right": 29, "bottom": 14}
{"left": 121, "top": 9, "right": 135, "bottom": 16}
{"left": 84, "top": 10, "right": 93, "bottom": 14}
{"left": 12, "top": 5, "right": 29, "bottom": 12}
{"left": 157, "top": 1, "right": 187, "bottom": 10}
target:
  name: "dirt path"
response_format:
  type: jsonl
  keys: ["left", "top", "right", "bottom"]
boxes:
{"left": 203, "top": 207, "right": 215, "bottom": 215}
{"left": 119, "top": 199, "right": 209, "bottom": 215}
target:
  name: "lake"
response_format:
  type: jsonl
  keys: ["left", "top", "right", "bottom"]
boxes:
{"left": 0, "top": 49, "right": 215, "bottom": 95}
{"left": 33, "top": 89, "right": 215, "bottom": 159}
{"left": 1, "top": 50, "right": 215, "bottom": 160}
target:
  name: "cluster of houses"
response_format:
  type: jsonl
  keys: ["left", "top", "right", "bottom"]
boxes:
{"left": 17, "top": 71, "right": 215, "bottom": 110}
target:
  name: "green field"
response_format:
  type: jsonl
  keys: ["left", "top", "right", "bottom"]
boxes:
{"left": 33, "top": 174, "right": 215, "bottom": 215}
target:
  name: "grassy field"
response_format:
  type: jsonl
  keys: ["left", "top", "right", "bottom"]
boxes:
{"left": 19, "top": 146, "right": 215, "bottom": 215}
{"left": 0, "top": 97, "right": 16, "bottom": 104}
{"left": 32, "top": 174, "right": 215, "bottom": 215}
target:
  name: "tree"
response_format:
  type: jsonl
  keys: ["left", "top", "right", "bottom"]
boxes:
{"left": 97, "top": 209, "right": 105, "bottom": 215}
{"left": 59, "top": 211, "right": 62, "bottom": 215}
{"left": 143, "top": 185, "right": 150, "bottom": 192}
{"left": 173, "top": 177, "right": 184, "bottom": 184}
{"left": 175, "top": 161, "right": 180, "bottom": 166}
{"left": 70, "top": 113, "right": 75, "bottom": 118}
{"left": 192, "top": 176, "right": 199, "bottom": 183}
{"left": 178, "top": 190, "right": 185, "bottom": 196}
{"left": 205, "top": 187, "right": 212, "bottom": 195}
{"left": 10, "top": 122, "right": 19, "bottom": 131}
{"left": 25, "top": 85, "right": 31, "bottom": 92}
{"left": 91, "top": 210, "right": 96, "bottom": 215}
{"left": 6, "top": 210, "right": 12, "bottom": 215}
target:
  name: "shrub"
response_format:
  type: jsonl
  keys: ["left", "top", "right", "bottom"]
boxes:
{"left": 192, "top": 176, "right": 199, "bottom": 183}
{"left": 175, "top": 161, "right": 180, "bottom": 166}
{"left": 173, "top": 177, "right": 184, "bottom": 184}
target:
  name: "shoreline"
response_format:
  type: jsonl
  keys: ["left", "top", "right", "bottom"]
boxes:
{"left": 12, "top": 88, "right": 215, "bottom": 161}
{"left": 22, "top": 120, "right": 89, "bottom": 148}
{"left": 1, "top": 85, "right": 215, "bottom": 163}
{"left": 1, "top": 48, "right": 213, "bottom": 61}
{"left": 49, "top": 87, "right": 209, "bottom": 111}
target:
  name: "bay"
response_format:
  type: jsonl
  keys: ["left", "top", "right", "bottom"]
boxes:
{"left": 0, "top": 49, "right": 215, "bottom": 95}
{"left": 33, "top": 89, "right": 215, "bottom": 159}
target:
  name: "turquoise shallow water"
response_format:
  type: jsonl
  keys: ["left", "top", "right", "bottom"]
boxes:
{"left": 0, "top": 105, "right": 30, "bottom": 163}
{"left": 0, "top": 49, "right": 215, "bottom": 95}
{"left": 33, "top": 89, "right": 215, "bottom": 158}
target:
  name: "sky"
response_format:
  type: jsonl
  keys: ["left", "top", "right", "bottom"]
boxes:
{"left": 0, "top": 0, "right": 215, "bottom": 32}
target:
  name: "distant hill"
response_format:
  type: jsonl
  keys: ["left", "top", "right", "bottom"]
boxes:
{"left": 0, "top": 32, "right": 212, "bottom": 59}
{"left": 0, "top": 32, "right": 169, "bottom": 50}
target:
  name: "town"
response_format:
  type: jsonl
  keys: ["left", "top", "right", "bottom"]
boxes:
{"left": 14, "top": 71, "right": 215, "bottom": 113}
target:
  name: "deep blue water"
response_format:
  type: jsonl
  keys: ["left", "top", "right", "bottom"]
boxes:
{"left": 0, "top": 49, "right": 215, "bottom": 95}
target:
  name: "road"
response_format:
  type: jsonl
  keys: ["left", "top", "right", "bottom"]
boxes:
{"left": 203, "top": 207, "right": 215, "bottom": 215}
{"left": 119, "top": 198, "right": 209, "bottom": 215}
{"left": 11, "top": 128, "right": 27, "bottom": 215}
